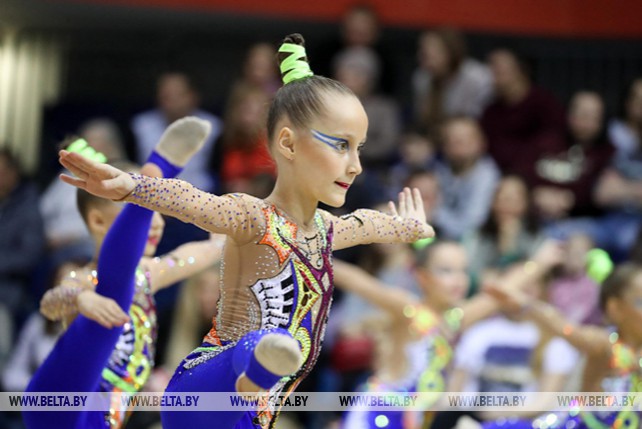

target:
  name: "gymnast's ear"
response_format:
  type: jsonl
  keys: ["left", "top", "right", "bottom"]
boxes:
{"left": 274, "top": 126, "right": 296, "bottom": 161}
{"left": 86, "top": 202, "right": 120, "bottom": 236}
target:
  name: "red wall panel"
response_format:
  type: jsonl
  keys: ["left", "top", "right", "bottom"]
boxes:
{"left": 69, "top": 0, "right": 642, "bottom": 38}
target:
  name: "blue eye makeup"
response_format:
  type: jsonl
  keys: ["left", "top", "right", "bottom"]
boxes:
{"left": 311, "top": 129, "right": 350, "bottom": 152}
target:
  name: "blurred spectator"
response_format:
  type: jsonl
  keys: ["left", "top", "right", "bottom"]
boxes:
{"left": 315, "top": 4, "right": 395, "bottom": 95}
{"left": 591, "top": 80, "right": 642, "bottom": 260}
{"left": 533, "top": 91, "right": 614, "bottom": 220}
{"left": 333, "top": 46, "right": 401, "bottom": 171}
{"left": 39, "top": 118, "right": 126, "bottom": 262}
{"left": 412, "top": 28, "right": 493, "bottom": 130}
{"left": 481, "top": 49, "right": 566, "bottom": 184}
{"left": 1, "top": 259, "right": 79, "bottom": 392}
{"left": 547, "top": 234, "right": 602, "bottom": 325}
{"left": 0, "top": 302, "right": 11, "bottom": 379}
{"left": 212, "top": 83, "right": 275, "bottom": 194}
{"left": 131, "top": 72, "right": 222, "bottom": 192}
{"left": 0, "top": 148, "right": 45, "bottom": 328}
{"left": 239, "top": 42, "right": 281, "bottom": 97}
{"left": 405, "top": 168, "right": 441, "bottom": 225}
{"left": 464, "top": 176, "right": 543, "bottom": 285}
{"left": 433, "top": 117, "right": 500, "bottom": 240}
{"left": 631, "top": 228, "right": 642, "bottom": 263}
{"left": 386, "top": 131, "right": 437, "bottom": 199}
{"left": 608, "top": 77, "right": 642, "bottom": 153}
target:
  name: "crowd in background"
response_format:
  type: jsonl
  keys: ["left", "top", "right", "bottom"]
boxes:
{"left": 1, "top": 4, "right": 642, "bottom": 429}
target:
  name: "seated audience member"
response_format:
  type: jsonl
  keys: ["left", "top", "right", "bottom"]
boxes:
{"left": 608, "top": 77, "right": 642, "bottom": 153}
{"left": 433, "top": 117, "right": 500, "bottom": 240}
{"left": 213, "top": 83, "right": 275, "bottom": 194}
{"left": 0, "top": 148, "right": 45, "bottom": 329}
{"left": 131, "top": 71, "right": 222, "bottom": 192}
{"left": 481, "top": 49, "right": 566, "bottom": 185}
{"left": 464, "top": 176, "right": 543, "bottom": 286}
{"left": 386, "top": 130, "right": 437, "bottom": 199}
{"left": 412, "top": 27, "right": 493, "bottom": 129}
{"left": 533, "top": 91, "right": 614, "bottom": 220}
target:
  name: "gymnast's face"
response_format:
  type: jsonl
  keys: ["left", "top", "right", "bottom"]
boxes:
{"left": 610, "top": 272, "right": 642, "bottom": 341}
{"left": 418, "top": 243, "right": 470, "bottom": 309}
{"left": 144, "top": 212, "right": 165, "bottom": 256}
{"left": 95, "top": 202, "right": 165, "bottom": 257}
{"left": 294, "top": 92, "right": 368, "bottom": 207}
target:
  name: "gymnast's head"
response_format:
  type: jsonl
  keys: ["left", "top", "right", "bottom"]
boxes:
{"left": 414, "top": 240, "right": 470, "bottom": 311}
{"left": 599, "top": 263, "right": 642, "bottom": 339}
{"left": 76, "top": 160, "right": 165, "bottom": 257}
{"left": 266, "top": 33, "right": 368, "bottom": 208}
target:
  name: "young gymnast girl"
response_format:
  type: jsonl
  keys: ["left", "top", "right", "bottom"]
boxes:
{"left": 333, "top": 241, "right": 500, "bottom": 429}
{"left": 483, "top": 262, "right": 642, "bottom": 429}
{"left": 38, "top": 145, "right": 224, "bottom": 428}
{"left": 58, "top": 33, "right": 435, "bottom": 429}
{"left": 24, "top": 117, "right": 212, "bottom": 429}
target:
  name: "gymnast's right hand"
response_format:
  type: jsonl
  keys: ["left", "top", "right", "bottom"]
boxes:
{"left": 59, "top": 149, "right": 136, "bottom": 200}
{"left": 77, "top": 290, "right": 130, "bottom": 329}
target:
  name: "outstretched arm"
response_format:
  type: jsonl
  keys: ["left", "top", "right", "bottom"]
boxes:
{"left": 458, "top": 293, "right": 499, "bottom": 331}
{"left": 325, "top": 188, "right": 435, "bottom": 251}
{"left": 333, "top": 259, "right": 418, "bottom": 319}
{"left": 59, "top": 152, "right": 261, "bottom": 244}
{"left": 333, "top": 259, "right": 441, "bottom": 339}
{"left": 487, "top": 261, "right": 610, "bottom": 357}
{"left": 146, "top": 234, "right": 226, "bottom": 292}
{"left": 40, "top": 274, "right": 129, "bottom": 329}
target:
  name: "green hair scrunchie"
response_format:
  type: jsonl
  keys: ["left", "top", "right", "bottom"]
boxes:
{"left": 586, "top": 248, "right": 614, "bottom": 284}
{"left": 66, "top": 138, "right": 107, "bottom": 163}
{"left": 278, "top": 43, "right": 314, "bottom": 85}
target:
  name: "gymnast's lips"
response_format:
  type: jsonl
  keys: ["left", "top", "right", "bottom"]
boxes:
{"left": 335, "top": 181, "right": 351, "bottom": 190}
{"left": 147, "top": 236, "right": 160, "bottom": 246}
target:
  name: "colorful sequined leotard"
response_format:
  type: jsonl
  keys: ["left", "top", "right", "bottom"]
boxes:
{"left": 40, "top": 245, "right": 220, "bottom": 429}
{"left": 25, "top": 151, "right": 188, "bottom": 429}
{"left": 482, "top": 335, "right": 642, "bottom": 429}
{"left": 342, "top": 306, "right": 463, "bottom": 429}
{"left": 122, "top": 175, "right": 432, "bottom": 429}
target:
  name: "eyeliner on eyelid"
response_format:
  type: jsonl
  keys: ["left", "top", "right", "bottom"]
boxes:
{"left": 311, "top": 129, "right": 349, "bottom": 151}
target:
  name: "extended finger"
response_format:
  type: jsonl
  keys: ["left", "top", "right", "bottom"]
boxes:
{"left": 59, "top": 156, "right": 89, "bottom": 179}
{"left": 388, "top": 201, "right": 398, "bottom": 217}
{"left": 101, "top": 308, "right": 123, "bottom": 328}
{"left": 404, "top": 187, "right": 414, "bottom": 213}
{"left": 106, "top": 304, "right": 129, "bottom": 324}
{"left": 398, "top": 190, "right": 407, "bottom": 217}
{"left": 64, "top": 150, "right": 100, "bottom": 170}
{"left": 412, "top": 188, "right": 424, "bottom": 215}
{"left": 93, "top": 312, "right": 112, "bottom": 329}
{"left": 59, "top": 173, "right": 87, "bottom": 189}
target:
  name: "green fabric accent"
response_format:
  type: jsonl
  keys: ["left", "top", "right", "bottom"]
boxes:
{"left": 278, "top": 43, "right": 313, "bottom": 84}
{"left": 192, "top": 346, "right": 218, "bottom": 354}
{"left": 102, "top": 368, "right": 139, "bottom": 393}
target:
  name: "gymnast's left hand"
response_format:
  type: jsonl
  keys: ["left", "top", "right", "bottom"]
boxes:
{"left": 389, "top": 187, "right": 435, "bottom": 238}
{"left": 59, "top": 149, "right": 136, "bottom": 201}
